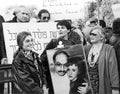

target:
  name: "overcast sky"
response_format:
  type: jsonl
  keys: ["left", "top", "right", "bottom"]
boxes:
{"left": 0, "top": 0, "right": 43, "bottom": 7}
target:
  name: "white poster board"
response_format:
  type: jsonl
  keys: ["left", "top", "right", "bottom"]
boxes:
{"left": 3, "top": 22, "right": 58, "bottom": 64}
{"left": 112, "top": 3, "right": 120, "bottom": 18}
{"left": 43, "top": 0, "right": 86, "bottom": 20}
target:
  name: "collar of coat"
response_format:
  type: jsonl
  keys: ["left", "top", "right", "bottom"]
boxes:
{"left": 18, "top": 49, "right": 39, "bottom": 62}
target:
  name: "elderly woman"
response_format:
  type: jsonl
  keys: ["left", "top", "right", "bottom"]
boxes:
{"left": 40, "top": 20, "right": 82, "bottom": 94}
{"left": 84, "top": 26, "right": 119, "bottom": 94}
{"left": 7, "top": 6, "right": 30, "bottom": 23}
{"left": 12, "top": 31, "right": 47, "bottom": 94}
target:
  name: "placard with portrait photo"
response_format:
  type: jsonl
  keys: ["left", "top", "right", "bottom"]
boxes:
{"left": 46, "top": 44, "right": 89, "bottom": 94}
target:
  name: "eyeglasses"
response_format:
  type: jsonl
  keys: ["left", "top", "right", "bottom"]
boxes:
{"left": 90, "top": 32, "right": 97, "bottom": 36}
{"left": 43, "top": 16, "right": 50, "bottom": 20}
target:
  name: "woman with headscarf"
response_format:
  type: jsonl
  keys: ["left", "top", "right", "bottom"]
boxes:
{"left": 84, "top": 26, "right": 119, "bottom": 94}
{"left": 12, "top": 31, "right": 47, "bottom": 94}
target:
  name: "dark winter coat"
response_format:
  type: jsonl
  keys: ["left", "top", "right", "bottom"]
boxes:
{"left": 7, "top": 17, "right": 17, "bottom": 22}
{"left": 12, "top": 49, "right": 46, "bottom": 94}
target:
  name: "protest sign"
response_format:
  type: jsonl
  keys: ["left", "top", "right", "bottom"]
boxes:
{"left": 43, "top": 0, "right": 85, "bottom": 20}
{"left": 3, "top": 22, "right": 58, "bottom": 64}
{"left": 46, "top": 44, "right": 86, "bottom": 94}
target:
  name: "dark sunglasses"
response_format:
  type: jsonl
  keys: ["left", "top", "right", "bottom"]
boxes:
{"left": 43, "top": 16, "right": 50, "bottom": 20}
{"left": 90, "top": 32, "right": 97, "bottom": 36}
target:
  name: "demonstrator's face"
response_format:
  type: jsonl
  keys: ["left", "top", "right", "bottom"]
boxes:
{"left": 16, "top": 9, "right": 30, "bottom": 22}
{"left": 57, "top": 25, "right": 69, "bottom": 38}
{"left": 90, "top": 29, "right": 102, "bottom": 44}
{"left": 22, "top": 35, "right": 34, "bottom": 51}
{"left": 41, "top": 13, "right": 50, "bottom": 22}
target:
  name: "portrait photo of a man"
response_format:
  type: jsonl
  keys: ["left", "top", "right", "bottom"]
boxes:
{"left": 47, "top": 44, "right": 86, "bottom": 94}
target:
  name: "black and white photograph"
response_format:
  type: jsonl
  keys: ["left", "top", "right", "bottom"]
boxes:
{"left": 0, "top": 0, "right": 120, "bottom": 94}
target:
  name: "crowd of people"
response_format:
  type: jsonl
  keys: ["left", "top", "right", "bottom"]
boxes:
{"left": 0, "top": 5, "right": 120, "bottom": 94}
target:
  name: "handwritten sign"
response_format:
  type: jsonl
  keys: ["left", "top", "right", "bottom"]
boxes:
{"left": 3, "top": 22, "right": 58, "bottom": 64}
{"left": 43, "top": 0, "right": 85, "bottom": 20}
